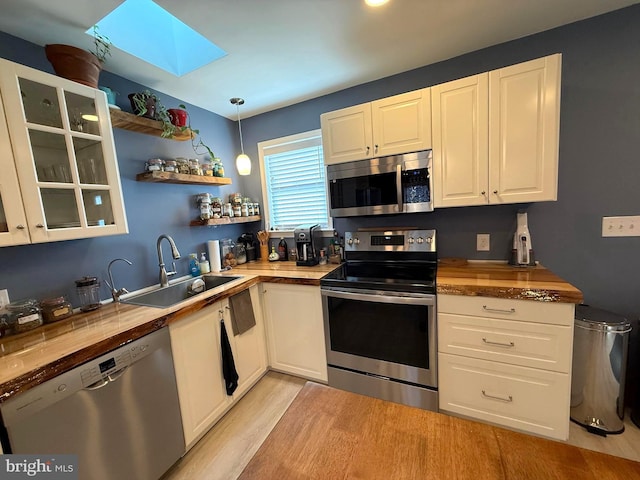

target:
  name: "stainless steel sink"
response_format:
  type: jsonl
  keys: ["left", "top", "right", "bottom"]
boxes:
{"left": 122, "top": 275, "right": 241, "bottom": 308}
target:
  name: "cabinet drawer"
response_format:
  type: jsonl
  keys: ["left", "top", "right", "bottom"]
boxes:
{"left": 438, "top": 294, "right": 574, "bottom": 327}
{"left": 438, "top": 313, "right": 572, "bottom": 372}
{"left": 438, "top": 352, "right": 570, "bottom": 440}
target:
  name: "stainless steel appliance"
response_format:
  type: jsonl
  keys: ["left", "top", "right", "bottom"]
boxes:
{"left": 294, "top": 224, "right": 322, "bottom": 266}
{"left": 0, "top": 327, "right": 185, "bottom": 480}
{"left": 327, "top": 150, "right": 433, "bottom": 217}
{"left": 321, "top": 229, "right": 438, "bottom": 411}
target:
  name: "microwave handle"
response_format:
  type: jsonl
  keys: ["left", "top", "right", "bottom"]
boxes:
{"left": 396, "top": 163, "right": 403, "bottom": 212}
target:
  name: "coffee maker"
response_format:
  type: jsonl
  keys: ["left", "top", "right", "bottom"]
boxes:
{"left": 294, "top": 224, "right": 322, "bottom": 266}
{"left": 237, "top": 233, "right": 257, "bottom": 262}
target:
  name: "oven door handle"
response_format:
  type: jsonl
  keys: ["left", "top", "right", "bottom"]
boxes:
{"left": 321, "top": 287, "right": 435, "bottom": 306}
{"left": 396, "top": 163, "right": 403, "bottom": 212}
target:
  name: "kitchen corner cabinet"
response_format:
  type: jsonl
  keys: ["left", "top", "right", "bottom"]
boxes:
{"left": 433, "top": 54, "right": 561, "bottom": 208}
{"left": 169, "top": 287, "right": 267, "bottom": 450}
{"left": 0, "top": 58, "right": 127, "bottom": 246}
{"left": 261, "top": 283, "right": 328, "bottom": 382}
{"left": 321, "top": 88, "right": 431, "bottom": 165}
{"left": 437, "top": 294, "right": 574, "bottom": 441}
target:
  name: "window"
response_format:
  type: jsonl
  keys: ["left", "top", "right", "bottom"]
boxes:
{"left": 258, "top": 130, "right": 331, "bottom": 231}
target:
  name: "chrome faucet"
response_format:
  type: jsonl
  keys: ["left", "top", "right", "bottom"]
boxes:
{"left": 107, "top": 258, "right": 133, "bottom": 303}
{"left": 157, "top": 234, "right": 181, "bottom": 287}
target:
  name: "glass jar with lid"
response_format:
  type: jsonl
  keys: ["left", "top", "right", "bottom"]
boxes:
{"left": 75, "top": 276, "right": 101, "bottom": 312}
{"left": 7, "top": 299, "right": 43, "bottom": 333}
{"left": 211, "top": 197, "right": 222, "bottom": 218}
{"left": 145, "top": 158, "right": 164, "bottom": 172}
{"left": 176, "top": 157, "right": 190, "bottom": 174}
{"left": 213, "top": 158, "right": 224, "bottom": 177}
{"left": 201, "top": 161, "right": 214, "bottom": 177}
{"left": 189, "top": 158, "right": 202, "bottom": 176}
{"left": 164, "top": 159, "right": 178, "bottom": 173}
{"left": 40, "top": 296, "right": 73, "bottom": 323}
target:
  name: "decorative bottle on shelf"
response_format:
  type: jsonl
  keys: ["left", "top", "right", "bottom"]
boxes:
{"left": 189, "top": 253, "right": 201, "bottom": 277}
{"left": 277, "top": 237, "right": 288, "bottom": 261}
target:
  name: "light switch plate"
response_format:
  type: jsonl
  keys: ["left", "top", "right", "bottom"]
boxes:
{"left": 0, "top": 289, "right": 9, "bottom": 308}
{"left": 477, "top": 234, "right": 490, "bottom": 251}
{"left": 602, "top": 216, "right": 640, "bottom": 237}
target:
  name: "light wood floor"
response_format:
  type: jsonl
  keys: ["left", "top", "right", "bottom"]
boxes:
{"left": 162, "top": 371, "right": 640, "bottom": 480}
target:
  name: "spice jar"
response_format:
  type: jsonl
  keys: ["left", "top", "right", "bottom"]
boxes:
{"left": 145, "top": 158, "right": 164, "bottom": 172}
{"left": 200, "top": 203, "right": 212, "bottom": 220}
{"left": 40, "top": 296, "right": 73, "bottom": 323}
{"left": 189, "top": 158, "right": 202, "bottom": 176}
{"left": 7, "top": 299, "right": 43, "bottom": 333}
{"left": 164, "top": 159, "right": 178, "bottom": 173}
{"left": 176, "top": 157, "right": 190, "bottom": 174}
{"left": 213, "top": 158, "right": 224, "bottom": 177}
{"left": 75, "top": 277, "right": 101, "bottom": 312}
{"left": 201, "top": 161, "right": 214, "bottom": 177}
{"left": 253, "top": 202, "right": 260, "bottom": 216}
{"left": 224, "top": 202, "right": 234, "bottom": 217}
{"left": 211, "top": 197, "right": 222, "bottom": 218}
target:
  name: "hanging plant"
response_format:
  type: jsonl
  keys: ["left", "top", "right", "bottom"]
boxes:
{"left": 178, "top": 104, "right": 217, "bottom": 159}
{"left": 128, "top": 91, "right": 176, "bottom": 138}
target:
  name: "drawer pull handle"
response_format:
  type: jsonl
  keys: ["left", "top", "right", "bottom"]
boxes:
{"left": 481, "top": 390, "right": 513, "bottom": 403}
{"left": 482, "top": 305, "right": 516, "bottom": 314}
{"left": 482, "top": 337, "right": 515, "bottom": 348}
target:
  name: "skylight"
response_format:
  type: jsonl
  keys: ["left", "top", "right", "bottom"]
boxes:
{"left": 90, "top": 0, "right": 226, "bottom": 77}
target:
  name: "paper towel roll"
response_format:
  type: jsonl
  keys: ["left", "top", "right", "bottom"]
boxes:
{"left": 207, "top": 240, "right": 221, "bottom": 273}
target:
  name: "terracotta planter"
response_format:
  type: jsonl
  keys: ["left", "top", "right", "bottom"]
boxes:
{"left": 45, "top": 44, "right": 102, "bottom": 88}
{"left": 168, "top": 108, "right": 188, "bottom": 127}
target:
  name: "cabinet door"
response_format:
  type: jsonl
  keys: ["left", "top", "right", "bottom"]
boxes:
{"left": 432, "top": 74, "right": 489, "bottom": 207}
{"left": 227, "top": 286, "right": 268, "bottom": 399}
{"left": 0, "top": 58, "right": 128, "bottom": 243}
{"left": 0, "top": 90, "right": 30, "bottom": 246}
{"left": 169, "top": 303, "right": 230, "bottom": 449}
{"left": 371, "top": 88, "right": 432, "bottom": 157}
{"left": 489, "top": 54, "right": 561, "bottom": 203}
{"left": 321, "top": 103, "right": 373, "bottom": 164}
{"left": 262, "top": 283, "right": 328, "bottom": 382}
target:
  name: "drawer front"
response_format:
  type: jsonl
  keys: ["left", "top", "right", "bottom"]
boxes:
{"left": 438, "top": 294, "right": 574, "bottom": 327}
{"left": 438, "top": 353, "right": 570, "bottom": 441}
{"left": 438, "top": 313, "right": 573, "bottom": 372}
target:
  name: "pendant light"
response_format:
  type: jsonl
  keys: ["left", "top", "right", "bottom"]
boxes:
{"left": 230, "top": 97, "right": 251, "bottom": 176}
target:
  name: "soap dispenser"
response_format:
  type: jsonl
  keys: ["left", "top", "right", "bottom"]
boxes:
{"left": 189, "top": 253, "right": 201, "bottom": 277}
{"left": 199, "top": 252, "right": 211, "bottom": 274}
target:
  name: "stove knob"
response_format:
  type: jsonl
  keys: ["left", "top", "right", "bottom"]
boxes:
{"left": 354, "top": 238, "right": 360, "bottom": 245}
{"left": 426, "top": 236, "right": 433, "bottom": 244}
{"left": 347, "top": 238, "right": 353, "bottom": 245}
{"left": 408, "top": 237, "right": 414, "bottom": 244}
{"left": 417, "top": 237, "right": 424, "bottom": 244}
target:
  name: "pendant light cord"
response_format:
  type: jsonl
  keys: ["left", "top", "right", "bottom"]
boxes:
{"left": 236, "top": 104, "right": 245, "bottom": 154}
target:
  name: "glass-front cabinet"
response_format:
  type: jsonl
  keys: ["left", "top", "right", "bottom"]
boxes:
{"left": 0, "top": 58, "right": 127, "bottom": 246}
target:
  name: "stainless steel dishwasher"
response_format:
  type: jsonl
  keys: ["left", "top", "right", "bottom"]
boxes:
{"left": 0, "top": 327, "right": 185, "bottom": 480}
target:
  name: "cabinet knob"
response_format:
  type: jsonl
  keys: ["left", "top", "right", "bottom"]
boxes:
{"left": 374, "top": 144, "right": 378, "bottom": 153}
{"left": 481, "top": 191, "right": 486, "bottom": 196}
{"left": 366, "top": 146, "right": 370, "bottom": 154}
{"left": 35, "top": 223, "right": 45, "bottom": 228}
{"left": 493, "top": 190, "right": 498, "bottom": 195}
{"left": 16, "top": 224, "right": 25, "bottom": 230}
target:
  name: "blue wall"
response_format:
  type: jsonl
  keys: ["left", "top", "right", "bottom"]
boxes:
{"left": 0, "top": 31, "right": 253, "bottom": 305}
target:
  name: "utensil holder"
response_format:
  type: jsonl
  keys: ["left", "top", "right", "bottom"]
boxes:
{"left": 260, "top": 244, "right": 269, "bottom": 262}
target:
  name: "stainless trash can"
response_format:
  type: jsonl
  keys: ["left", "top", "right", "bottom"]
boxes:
{"left": 570, "top": 304, "right": 631, "bottom": 435}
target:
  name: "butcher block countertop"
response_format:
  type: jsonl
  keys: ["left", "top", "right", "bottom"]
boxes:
{"left": 437, "top": 261, "right": 583, "bottom": 304}
{"left": 239, "top": 382, "right": 640, "bottom": 480}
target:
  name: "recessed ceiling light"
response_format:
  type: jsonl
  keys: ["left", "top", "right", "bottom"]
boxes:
{"left": 365, "top": 0, "right": 390, "bottom": 7}
{"left": 90, "top": 0, "right": 226, "bottom": 77}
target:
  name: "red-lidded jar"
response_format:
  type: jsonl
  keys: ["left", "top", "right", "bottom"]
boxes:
{"left": 40, "top": 296, "right": 73, "bottom": 323}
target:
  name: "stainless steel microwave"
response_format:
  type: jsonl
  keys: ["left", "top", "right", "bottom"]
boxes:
{"left": 327, "top": 150, "right": 433, "bottom": 217}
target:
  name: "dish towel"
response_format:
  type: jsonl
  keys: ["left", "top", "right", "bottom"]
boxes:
{"left": 220, "top": 320, "right": 238, "bottom": 395}
{"left": 229, "top": 289, "right": 257, "bottom": 336}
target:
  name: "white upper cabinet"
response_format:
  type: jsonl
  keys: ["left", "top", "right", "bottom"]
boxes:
{"left": 0, "top": 58, "right": 128, "bottom": 245}
{"left": 489, "top": 54, "right": 561, "bottom": 203}
{"left": 432, "top": 74, "right": 489, "bottom": 207}
{"left": 321, "top": 89, "right": 432, "bottom": 165}
{"left": 432, "top": 54, "right": 561, "bottom": 207}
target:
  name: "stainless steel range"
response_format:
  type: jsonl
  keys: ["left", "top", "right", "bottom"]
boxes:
{"left": 320, "top": 229, "right": 438, "bottom": 411}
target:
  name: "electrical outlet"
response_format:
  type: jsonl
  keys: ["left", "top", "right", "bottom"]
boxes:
{"left": 602, "top": 216, "right": 640, "bottom": 237}
{"left": 477, "top": 234, "right": 490, "bottom": 251}
{"left": 0, "top": 289, "right": 9, "bottom": 308}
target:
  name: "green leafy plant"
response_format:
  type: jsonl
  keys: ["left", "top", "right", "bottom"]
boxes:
{"left": 178, "top": 104, "right": 217, "bottom": 159}
{"left": 90, "top": 25, "right": 111, "bottom": 63}
{"left": 129, "top": 91, "right": 175, "bottom": 138}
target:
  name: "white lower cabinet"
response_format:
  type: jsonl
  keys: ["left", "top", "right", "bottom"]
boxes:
{"left": 261, "top": 283, "right": 328, "bottom": 382}
{"left": 438, "top": 294, "right": 575, "bottom": 441}
{"left": 170, "top": 288, "right": 268, "bottom": 450}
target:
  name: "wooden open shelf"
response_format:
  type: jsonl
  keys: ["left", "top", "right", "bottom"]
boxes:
{"left": 136, "top": 171, "right": 232, "bottom": 185}
{"left": 190, "top": 215, "right": 261, "bottom": 226}
{"left": 110, "top": 109, "right": 193, "bottom": 141}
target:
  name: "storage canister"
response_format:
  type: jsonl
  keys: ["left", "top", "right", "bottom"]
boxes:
{"left": 7, "top": 299, "right": 43, "bottom": 333}
{"left": 164, "top": 159, "right": 177, "bottom": 173}
{"left": 75, "top": 277, "right": 101, "bottom": 312}
{"left": 145, "top": 158, "right": 164, "bottom": 172}
{"left": 176, "top": 158, "right": 190, "bottom": 174}
{"left": 211, "top": 197, "right": 222, "bottom": 218}
{"left": 189, "top": 158, "right": 202, "bottom": 176}
{"left": 40, "top": 296, "right": 73, "bottom": 323}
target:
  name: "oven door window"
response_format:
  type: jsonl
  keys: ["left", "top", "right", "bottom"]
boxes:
{"left": 329, "top": 172, "right": 397, "bottom": 209}
{"left": 326, "top": 295, "right": 429, "bottom": 369}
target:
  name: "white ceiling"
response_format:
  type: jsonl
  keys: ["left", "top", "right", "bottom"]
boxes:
{"left": 0, "top": 0, "right": 637, "bottom": 119}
